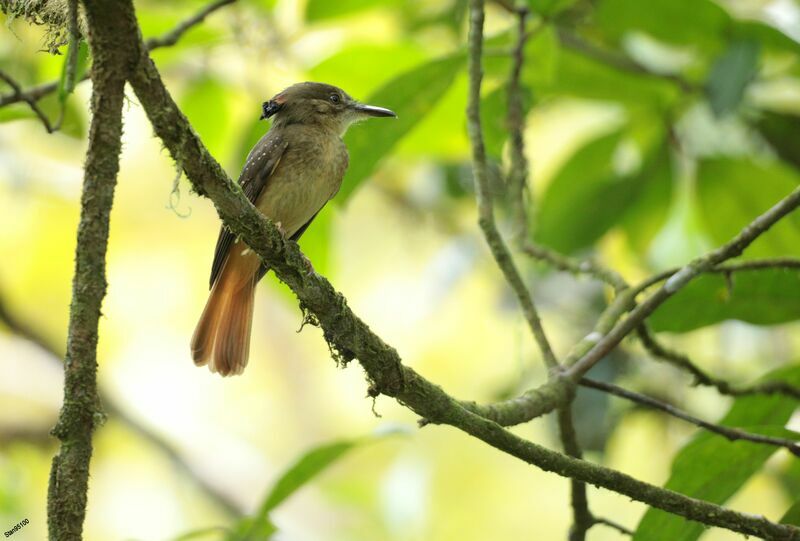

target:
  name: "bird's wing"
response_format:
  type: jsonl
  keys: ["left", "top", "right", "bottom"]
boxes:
{"left": 208, "top": 133, "right": 289, "bottom": 288}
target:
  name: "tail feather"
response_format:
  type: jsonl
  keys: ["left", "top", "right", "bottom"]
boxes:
{"left": 191, "top": 259, "right": 256, "bottom": 377}
{"left": 213, "top": 276, "right": 255, "bottom": 376}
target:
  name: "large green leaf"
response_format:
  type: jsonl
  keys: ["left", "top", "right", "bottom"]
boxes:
{"left": 634, "top": 365, "right": 800, "bottom": 541}
{"left": 696, "top": 158, "right": 800, "bottom": 258}
{"left": 229, "top": 428, "right": 406, "bottom": 540}
{"left": 706, "top": 40, "right": 760, "bottom": 118}
{"left": 180, "top": 77, "right": 232, "bottom": 158}
{"left": 782, "top": 500, "right": 800, "bottom": 527}
{"left": 757, "top": 111, "right": 800, "bottom": 169}
{"left": 539, "top": 48, "right": 679, "bottom": 109}
{"left": 338, "top": 54, "right": 465, "bottom": 202}
{"left": 595, "top": 0, "right": 729, "bottom": 50}
{"left": 649, "top": 269, "right": 800, "bottom": 332}
{"left": 309, "top": 43, "right": 428, "bottom": 99}
{"left": 535, "top": 130, "right": 666, "bottom": 253}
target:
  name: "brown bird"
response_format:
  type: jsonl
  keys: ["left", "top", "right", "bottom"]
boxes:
{"left": 191, "top": 82, "right": 396, "bottom": 376}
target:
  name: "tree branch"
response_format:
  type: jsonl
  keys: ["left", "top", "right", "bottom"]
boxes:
{"left": 46, "top": 0, "right": 135, "bottom": 536}
{"left": 580, "top": 377, "right": 800, "bottom": 456}
{"left": 466, "top": 0, "right": 558, "bottom": 372}
{"left": 62, "top": 0, "right": 800, "bottom": 537}
{"left": 505, "top": 6, "right": 531, "bottom": 241}
{"left": 566, "top": 186, "right": 800, "bottom": 379}
{"left": 0, "top": 69, "right": 57, "bottom": 132}
{"left": 637, "top": 325, "right": 800, "bottom": 401}
{"left": 144, "top": 0, "right": 236, "bottom": 49}
{"left": 557, "top": 404, "right": 593, "bottom": 541}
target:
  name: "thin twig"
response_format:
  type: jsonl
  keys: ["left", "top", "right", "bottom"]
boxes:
{"left": 0, "top": 0, "right": 238, "bottom": 109}
{"left": 0, "top": 69, "right": 57, "bottom": 132}
{"left": 466, "top": 0, "right": 558, "bottom": 372}
{"left": 566, "top": 185, "right": 800, "bottom": 379}
{"left": 593, "top": 517, "right": 633, "bottom": 536}
{"left": 506, "top": 6, "right": 531, "bottom": 242}
{"left": 581, "top": 377, "right": 800, "bottom": 456}
{"left": 144, "top": 0, "right": 236, "bottom": 49}
{"left": 637, "top": 325, "right": 800, "bottom": 401}
{"left": 522, "top": 242, "right": 628, "bottom": 292}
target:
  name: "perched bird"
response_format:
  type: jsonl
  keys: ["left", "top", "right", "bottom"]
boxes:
{"left": 191, "top": 82, "right": 396, "bottom": 376}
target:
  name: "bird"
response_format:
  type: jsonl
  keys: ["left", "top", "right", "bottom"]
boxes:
{"left": 190, "top": 82, "right": 396, "bottom": 376}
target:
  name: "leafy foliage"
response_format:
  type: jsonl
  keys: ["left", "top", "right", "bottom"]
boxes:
{"left": 634, "top": 366, "right": 800, "bottom": 541}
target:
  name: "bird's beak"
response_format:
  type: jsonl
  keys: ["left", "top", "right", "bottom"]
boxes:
{"left": 353, "top": 103, "right": 397, "bottom": 118}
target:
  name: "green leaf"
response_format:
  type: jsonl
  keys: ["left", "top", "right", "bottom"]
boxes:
{"left": 649, "top": 269, "right": 800, "bottom": 332}
{"left": 180, "top": 77, "right": 232, "bottom": 158}
{"left": 306, "top": 0, "right": 400, "bottom": 22}
{"left": 634, "top": 365, "right": 800, "bottom": 541}
{"left": 781, "top": 500, "right": 800, "bottom": 527}
{"left": 757, "top": 110, "right": 800, "bottom": 169}
{"left": 230, "top": 428, "right": 406, "bottom": 541}
{"left": 0, "top": 104, "right": 38, "bottom": 124}
{"left": 535, "top": 130, "right": 665, "bottom": 253}
{"left": 57, "top": 40, "right": 89, "bottom": 104}
{"left": 696, "top": 158, "right": 800, "bottom": 258}
{"left": 522, "top": 25, "right": 560, "bottom": 89}
{"left": 706, "top": 40, "right": 760, "bottom": 118}
{"left": 309, "top": 43, "right": 429, "bottom": 99}
{"left": 338, "top": 54, "right": 465, "bottom": 202}
{"left": 539, "top": 48, "right": 679, "bottom": 109}
{"left": 595, "top": 0, "right": 729, "bottom": 50}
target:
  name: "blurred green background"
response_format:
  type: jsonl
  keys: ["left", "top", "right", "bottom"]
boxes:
{"left": 1, "top": 0, "right": 800, "bottom": 539}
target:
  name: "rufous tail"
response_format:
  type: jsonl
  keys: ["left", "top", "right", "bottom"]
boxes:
{"left": 191, "top": 261, "right": 256, "bottom": 377}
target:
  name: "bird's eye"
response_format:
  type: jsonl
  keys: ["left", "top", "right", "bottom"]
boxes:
{"left": 329, "top": 94, "right": 340, "bottom": 104}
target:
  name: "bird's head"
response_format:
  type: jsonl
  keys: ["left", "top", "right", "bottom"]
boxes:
{"left": 260, "top": 82, "right": 396, "bottom": 135}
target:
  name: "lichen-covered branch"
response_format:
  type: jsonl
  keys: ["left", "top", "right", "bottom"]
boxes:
{"left": 46, "top": 0, "right": 135, "bottom": 537}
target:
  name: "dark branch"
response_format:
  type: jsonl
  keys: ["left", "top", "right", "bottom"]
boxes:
{"left": 557, "top": 405, "right": 593, "bottom": 541}
{"left": 581, "top": 377, "right": 800, "bottom": 456}
{"left": 0, "top": 69, "right": 57, "bottom": 132}
{"left": 505, "top": 7, "right": 531, "bottom": 241}
{"left": 144, "top": 0, "right": 236, "bottom": 49}
{"left": 637, "top": 325, "right": 800, "bottom": 401}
